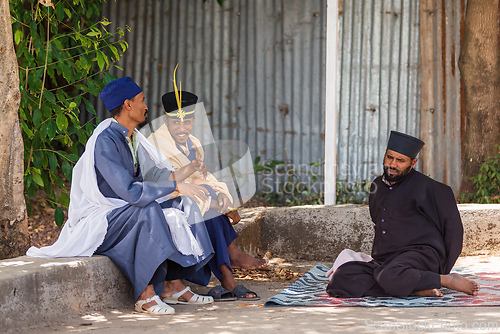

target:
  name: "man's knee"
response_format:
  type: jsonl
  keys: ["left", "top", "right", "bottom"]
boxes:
{"left": 375, "top": 264, "right": 418, "bottom": 297}
{"left": 327, "top": 262, "right": 376, "bottom": 298}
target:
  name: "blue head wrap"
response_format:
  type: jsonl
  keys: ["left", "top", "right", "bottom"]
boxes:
{"left": 99, "top": 77, "right": 142, "bottom": 111}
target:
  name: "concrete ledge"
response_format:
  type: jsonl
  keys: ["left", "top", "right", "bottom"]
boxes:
{"left": 0, "top": 255, "right": 132, "bottom": 331}
{"left": 234, "top": 204, "right": 500, "bottom": 261}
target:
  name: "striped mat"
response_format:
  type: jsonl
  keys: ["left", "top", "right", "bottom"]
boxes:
{"left": 264, "top": 264, "right": 500, "bottom": 307}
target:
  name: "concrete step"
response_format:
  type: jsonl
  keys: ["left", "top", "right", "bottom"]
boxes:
{"left": 234, "top": 204, "right": 500, "bottom": 260}
{"left": 0, "top": 255, "right": 132, "bottom": 331}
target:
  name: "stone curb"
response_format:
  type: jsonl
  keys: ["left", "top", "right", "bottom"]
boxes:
{"left": 234, "top": 204, "right": 500, "bottom": 260}
{"left": 0, "top": 255, "right": 132, "bottom": 331}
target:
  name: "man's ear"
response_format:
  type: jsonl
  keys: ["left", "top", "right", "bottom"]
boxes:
{"left": 411, "top": 158, "right": 418, "bottom": 168}
{"left": 123, "top": 99, "right": 132, "bottom": 109}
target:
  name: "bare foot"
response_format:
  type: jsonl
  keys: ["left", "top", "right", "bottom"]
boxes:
{"left": 220, "top": 264, "right": 257, "bottom": 299}
{"left": 137, "top": 285, "right": 159, "bottom": 310}
{"left": 160, "top": 280, "right": 194, "bottom": 302}
{"left": 411, "top": 288, "right": 443, "bottom": 297}
{"left": 228, "top": 243, "right": 268, "bottom": 269}
{"left": 441, "top": 273, "right": 480, "bottom": 296}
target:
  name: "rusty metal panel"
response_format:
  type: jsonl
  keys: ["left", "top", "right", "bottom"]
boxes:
{"left": 336, "top": 0, "right": 422, "bottom": 186}
{"left": 419, "top": 0, "right": 465, "bottom": 193}
{"left": 95, "top": 0, "right": 463, "bottom": 194}
{"left": 337, "top": 0, "right": 463, "bottom": 193}
{"left": 98, "top": 0, "right": 327, "bottom": 192}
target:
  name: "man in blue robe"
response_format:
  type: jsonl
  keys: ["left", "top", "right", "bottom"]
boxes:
{"left": 28, "top": 77, "right": 216, "bottom": 315}
{"left": 148, "top": 90, "right": 266, "bottom": 301}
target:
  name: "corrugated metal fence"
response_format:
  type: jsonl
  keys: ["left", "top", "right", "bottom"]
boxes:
{"left": 93, "top": 0, "right": 464, "bottom": 195}
{"left": 336, "top": 0, "right": 422, "bottom": 186}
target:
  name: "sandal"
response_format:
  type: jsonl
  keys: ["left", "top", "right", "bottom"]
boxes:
{"left": 232, "top": 285, "right": 260, "bottom": 301}
{"left": 207, "top": 285, "right": 237, "bottom": 302}
{"left": 162, "top": 286, "right": 214, "bottom": 305}
{"left": 135, "top": 295, "right": 175, "bottom": 315}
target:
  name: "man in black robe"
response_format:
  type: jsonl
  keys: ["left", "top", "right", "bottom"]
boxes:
{"left": 327, "top": 131, "right": 479, "bottom": 298}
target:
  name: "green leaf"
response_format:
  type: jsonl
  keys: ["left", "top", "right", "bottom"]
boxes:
{"left": 79, "top": 55, "right": 89, "bottom": 71}
{"left": 49, "top": 153, "right": 58, "bottom": 170}
{"left": 56, "top": 113, "right": 68, "bottom": 131}
{"left": 56, "top": 89, "right": 69, "bottom": 106}
{"left": 59, "top": 192, "right": 70, "bottom": 208}
{"left": 60, "top": 61, "right": 74, "bottom": 83}
{"left": 41, "top": 151, "right": 49, "bottom": 168}
{"left": 29, "top": 20, "right": 38, "bottom": 39}
{"left": 84, "top": 99, "right": 96, "bottom": 115}
{"left": 77, "top": 130, "right": 88, "bottom": 145}
{"left": 41, "top": 171, "right": 51, "bottom": 195}
{"left": 96, "top": 50, "right": 106, "bottom": 71}
{"left": 21, "top": 122, "right": 34, "bottom": 138}
{"left": 32, "top": 172, "right": 44, "bottom": 187}
{"left": 14, "top": 29, "right": 23, "bottom": 45}
{"left": 32, "top": 108, "right": 42, "bottom": 127}
{"left": 64, "top": 8, "right": 72, "bottom": 19}
{"left": 86, "top": 30, "right": 100, "bottom": 37}
{"left": 48, "top": 120, "right": 57, "bottom": 140}
{"left": 86, "top": 122, "right": 95, "bottom": 136}
{"left": 25, "top": 174, "right": 33, "bottom": 189}
{"left": 108, "top": 44, "right": 119, "bottom": 60}
{"left": 56, "top": 3, "right": 65, "bottom": 22}
{"left": 66, "top": 154, "right": 79, "bottom": 162}
{"left": 44, "top": 90, "right": 56, "bottom": 104}
{"left": 54, "top": 207, "right": 65, "bottom": 228}
{"left": 62, "top": 160, "right": 72, "bottom": 181}
{"left": 119, "top": 40, "right": 128, "bottom": 52}
{"left": 87, "top": 78, "right": 100, "bottom": 96}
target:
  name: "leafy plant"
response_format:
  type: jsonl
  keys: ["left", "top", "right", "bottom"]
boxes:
{"left": 461, "top": 144, "right": 500, "bottom": 204}
{"left": 335, "top": 179, "right": 371, "bottom": 204}
{"left": 253, "top": 157, "right": 323, "bottom": 206}
{"left": 252, "top": 157, "right": 371, "bottom": 206}
{"left": 11, "top": 0, "right": 129, "bottom": 226}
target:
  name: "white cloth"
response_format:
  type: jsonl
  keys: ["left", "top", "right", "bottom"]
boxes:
{"left": 326, "top": 249, "right": 373, "bottom": 281}
{"left": 27, "top": 118, "right": 202, "bottom": 258}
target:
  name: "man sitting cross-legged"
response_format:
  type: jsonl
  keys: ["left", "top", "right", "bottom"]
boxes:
{"left": 326, "top": 131, "right": 479, "bottom": 298}
{"left": 148, "top": 90, "right": 267, "bottom": 301}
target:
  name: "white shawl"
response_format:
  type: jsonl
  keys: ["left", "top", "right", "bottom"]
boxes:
{"left": 27, "top": 118, "right": 202, "bottom": 258}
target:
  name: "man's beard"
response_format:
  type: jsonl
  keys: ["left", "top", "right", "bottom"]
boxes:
{"left": 383, "top": 164, "right": 412, "bottom": 183}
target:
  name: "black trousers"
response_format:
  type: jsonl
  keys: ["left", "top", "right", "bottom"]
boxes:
{"left": 326, "top": 249, "right": 442, "bottom": 297}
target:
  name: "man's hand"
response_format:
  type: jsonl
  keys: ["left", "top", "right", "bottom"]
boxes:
{"left": 225, "top": 210, "right": 241, "bottom": 225}
{"left": 177, "top": 182, "right": 209, "bottom": 202}
{"left": 217, "top": 193, "right": 231, "bottom": 213}
{"left": 192, "top": 159, "right": 207, "bottom": 180}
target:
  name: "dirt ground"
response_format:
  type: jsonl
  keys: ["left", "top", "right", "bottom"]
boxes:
{"left": 18, "top": 255, "right": 500, "bottom": 334}
{"left": 24, "top": 197, "right": 500, "bottom": 333}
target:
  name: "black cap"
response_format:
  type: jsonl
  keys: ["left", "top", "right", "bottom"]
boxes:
{"left": 162, "top": 91, "right": 198, "bottom": 121}
{"left": 387, "top": 131, "right": 425, "bottom": 159}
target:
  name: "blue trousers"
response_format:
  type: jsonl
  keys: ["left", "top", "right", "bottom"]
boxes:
{"left": 188, "top": 209, "right": 239, "bottom": 286}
